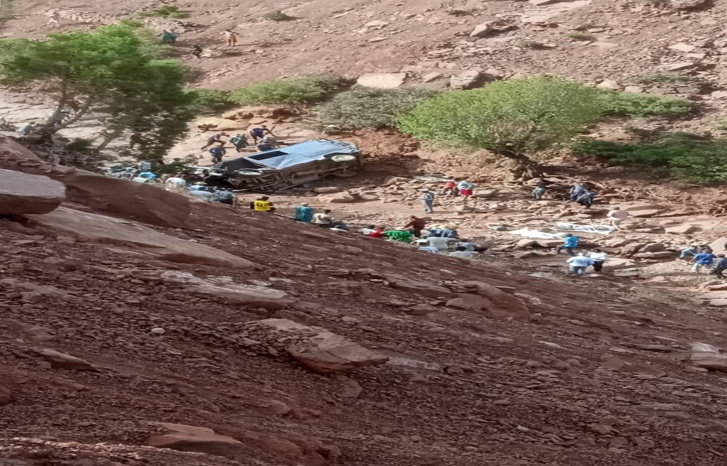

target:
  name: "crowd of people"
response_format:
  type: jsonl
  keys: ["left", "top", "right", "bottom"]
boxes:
{"left": 201, "top": 126, "right": 278, "bottom": 165}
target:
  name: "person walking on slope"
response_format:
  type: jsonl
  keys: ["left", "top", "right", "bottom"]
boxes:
{"left": 692, "top": 250, "right": 716, "bottom": 273}
{"left": 607, "top": 207, "right": 629, "bottom": 230}
{"left": 442, "top": 179, "right": 458, "bottom": 197}
{"left": 457, "top": 180, "right": 474, "bottom": 204}
{"left": 421, "top": 189, "right": 435, "bottom": 213}
{"left": 251, "top": 196, "right": 274, "bottom": 212}
{"left": 48, "top": 11, "right": 61, "bottom": 27}
{"left": 532, "top": 177, "right": 553, "bottom": 200}
{"left": 222, "top": 30, "right": 238, "bottom": 46}
{"left": 711, "top": 254, "right": 727, "bottom": 278}
{"left": 555, "top": 233, "right": 579, "bottom": 257}
{"left": 567, "top": 253, "right": 594, "bottom": 276}
{"left": 192, "top": 45, "right": 203, "bottom": 59}
{"left": 589, "top": 249, "right": 608, "bottom": 273}
{"left": 569, "top": 183, "right": 585, "bottom": 202}
{"left": 209, "top": 143, "right": 226, "bottom": 164}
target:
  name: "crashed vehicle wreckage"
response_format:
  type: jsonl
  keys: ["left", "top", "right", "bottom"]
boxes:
{"left": 201, "top": 139, "right": 363, "bottom": 191}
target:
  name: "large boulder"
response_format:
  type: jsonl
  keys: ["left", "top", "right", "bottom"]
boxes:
{"left": 0, "top": 168, "right": 65, "bottom": 215}
{"left": 450, "top": 71, "right": 485, "bottom": 90}
{"left": 459, "top": 281, "right": 530, "bottom": 321}
{"left": 318, "top": 191, "right": 361, "bottom": 203}
{"left": 30, "top": 207, "right": 253, "bottom": 268}
{"left": 56, "top": 170, "right": 190, "bottom": 228}
{"left": 244, "top": 319, "right": 389, "bottom": 373}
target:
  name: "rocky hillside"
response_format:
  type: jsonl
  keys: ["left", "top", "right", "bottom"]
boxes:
{"left": 4, "top": 137, "right": 727, "bottom": 466}
{"left": 5, "top": 0, "right": 727, "bottom": 104}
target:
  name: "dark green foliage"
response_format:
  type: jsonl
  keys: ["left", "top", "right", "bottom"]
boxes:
{"left": 187, "top": 89, "right": 235, "bottom": 113}
{"left": 0, "top": 22, "right": 196, "bottom": 162}
{"left": 141, "top": 6, "right": 188, "bottom": 18}
{"left": 263, "top": 10, "right": 295, "bottom": 21}
{"left": 573, "top": 132, "right": 727, "bottom": 182}
{"left": 597, "top": 91, "right": 692, "bottom": 118}
{"left": 314, "top": 87, "right": 439, "bottom": 130}
{"left": 229, "top": 76, "right": 340, "bottom": 105}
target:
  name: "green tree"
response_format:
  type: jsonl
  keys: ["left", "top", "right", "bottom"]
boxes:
{"left": 0, "top": 21, "right": 195, "bottom": 161}
{"left": 397, "top": 77, "right": 605, "bottom": 177}
{"left": 573, "top": 132, "right": 727, "bottom": 183}
{"left": 313, "top": 87, "right": 439, "bottom": 130}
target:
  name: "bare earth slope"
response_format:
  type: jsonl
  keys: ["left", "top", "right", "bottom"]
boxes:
{"left": 3, "top": 193, "right": 727, "bottom": 465}
{"left": 8, "top": 0, "right": 727, "bottom": 97}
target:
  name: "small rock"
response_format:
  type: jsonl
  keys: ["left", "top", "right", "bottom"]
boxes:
{"left": 469, "top": 22, "right": 494, "bottom": 38}
{"left": 422, "top": 72, "right": 443, "bottom": 83}
{"left": 266, "top": 399, "right": 292, "bottom": 416}
{"left": 450, "top": 71, "right": 484, "bottom": 90}
{"left": 151, "top": 327, "right": 166, "bottom": 335}
{"left": 669, "top": 43, "right": 697, "bottom": 53}
{"left": 597, "top": 79, "right": 621, "bottom": 90}
{"left": 589, "top": 424, "right": 613, "bottom": 435}
{"left": 37, "top": 348, "right": 95, "bottom": 371}
{"left": 0, "top": 383, "right": 13, "bottom": 405}
{"left": 356, "top": 72, "right": 407, "bottom": 89}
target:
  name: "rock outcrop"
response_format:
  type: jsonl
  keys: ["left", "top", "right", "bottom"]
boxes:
{"left": 31, "top": 207, "right": 253, "bottom": 268}
{"left": 148, "top": 422, "right": 244, "bottom": 457}
{"left": 0, "top": 168, "right": 65, "bottom": 215}
{"left": 56, "top": 170, "right": 190, "bottom": 228}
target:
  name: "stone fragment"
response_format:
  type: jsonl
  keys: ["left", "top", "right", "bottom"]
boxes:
{"left": 665, "top": 224, "right": 699, "bottom": 234}
{"left": 37, "top": 348, "right": 95, "bottom": 371}
{"left": 243, "top": 319, "right": 388, "bottom": 373}
{"left": 148, "top": 422, "right": 243, "bottom": 457}
{"left": 449, "top": 71, "right": 484, "bottom": 90}
{"left": 669, "top": 43, "right": 697, "bottom": 53}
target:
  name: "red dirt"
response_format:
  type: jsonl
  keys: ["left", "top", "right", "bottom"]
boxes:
{"left": 2, "top": 199, "right": 727, "bottom": 465}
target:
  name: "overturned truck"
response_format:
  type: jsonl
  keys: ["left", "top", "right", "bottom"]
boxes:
{"left": 205, "top": 139, "right": 362, "bottom": 191}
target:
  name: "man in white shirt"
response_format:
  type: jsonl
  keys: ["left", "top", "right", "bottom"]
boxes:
{"left": 588, "top": 249, "right": 608, "bottom": 273}
{"left": 566, "top": 253, "right": 594, "bottom": 276}
{"left": 607, "top": 207, "right": 629, "bottom": 230}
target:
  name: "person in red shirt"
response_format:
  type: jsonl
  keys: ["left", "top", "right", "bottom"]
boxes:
{"left": 442, "top": 180, "right": 458, "bottom": 197}
{"left": 368, "top": 227, "right": 384, "bottom": 238}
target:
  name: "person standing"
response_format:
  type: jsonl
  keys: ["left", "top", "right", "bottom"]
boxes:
{"left": 201, "top": 132, "right": 228, "bottom": 150}
{"left": 222, "top": 30, "right": 238, "bottom": 46}
{"left": 555, "top": 234, "right": 579, "bottom": 257}
{"left": 252, "top": 196, "right": 274, "bottom": 212}
{"left": 48, "top": 11, "right": 61, "bottom": 27}
{"left": 711, "top": 254, "right": 727, "bottom": 278}
{"left": 692, "top": 250, "right": 716, "bottom": 273}
{"left": 294, "top": 202, "right": 314, "bottom": 222}
{"left": 457, "top": 180, "right": 474, "bottom": 204}
{"left": 192, "top": 45, "right": 203, "bottom": 59}
{"left": 569, "top": 183, "right": 585, "bottom": 202}
{"left": 567, "top": 253, "right": 594, "bottom": 276}
{"left": 589, "top": 249, "right": 608, "bottom": 273}
{"left": 209, "top": 143, "right": 226, "bottom": 164}
{"left": 404, "top": 215, "right": 427, "bottom": 238}
{"left": 160, "top": 30, "right": 176, "bottom": 44}
{"left": 532, "top": 177, "right": 552, "bottom": 200}
{"left": 421, "top": 190, "right": 435, "bottom": 213}
{"left": 229, "top": 134, "right": 249, "bottom": 152}
{"left": 607, "top": 207, "right": 629, "bottom": 230}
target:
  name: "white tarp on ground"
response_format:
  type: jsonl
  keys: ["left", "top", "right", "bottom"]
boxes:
{"left": 555, "top": 222, "right": 615, "bottom": 236}
{"left": 509, "top": 228, "right": 565, "bottom": 240}
{"left": 510, "top": 223, "right": 615, "bottom": 239}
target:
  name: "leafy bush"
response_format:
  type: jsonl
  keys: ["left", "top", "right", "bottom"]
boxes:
{"left": 187, "top": 88, "right": 235, "bottom": 113}
{"left": 398, "top": 76, "right": 604, "bottom": 163}
{"left": 229, "top": 76, "right": 340, "bottom": 105}
{"left": 636, "top": 72, "right": 690, "bottom": 84}
{"left": 263, "top": 10, "right": 295, "bottom": 21}
{"left": 567, "top": 32, "right": 595, "bottom": 41}
{"left": 597, "top": 91, "right": 692, "bottom": 118}
{"left": 314, "top": 87, "right": 439, "bottom": 130}
{"left": 141, "top": 6, "right": 188, "bottom": 18}
{"left": 573, "top": 132, "right": 727, "bottom": 182}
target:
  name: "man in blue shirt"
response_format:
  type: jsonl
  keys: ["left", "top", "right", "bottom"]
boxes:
{"left": 555, "top": 234, "right": 579, "bottom": 257}
{"left": 711, "top": 254, "right": 727, "bottom": 278}
{"left": 294, "top": 203, "right": 314, "bottom": 222}
{"left": 692, "top": 251, "right": 716, "bottom": 273}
